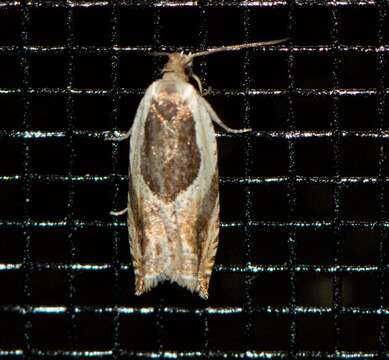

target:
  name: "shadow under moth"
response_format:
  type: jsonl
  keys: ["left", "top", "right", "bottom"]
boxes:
{"left": 109, "top": 39, "right": 288, "bottom": 299}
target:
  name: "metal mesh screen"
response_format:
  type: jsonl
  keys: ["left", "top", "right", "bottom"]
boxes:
{"left": 0, "top": 0, "right": 388, "bottom": 359}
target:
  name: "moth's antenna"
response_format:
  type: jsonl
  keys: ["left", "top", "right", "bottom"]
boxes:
{"left": 151, "top": 51, "right": 170, "bottom": 57}
{"left": 150, "top": 38, "right": 289, "bottom": 58}
{"left": 189, "top": 38, "right": 290, "bottom": 60}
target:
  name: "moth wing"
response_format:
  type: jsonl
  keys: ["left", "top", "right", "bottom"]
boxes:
{"left": 181, "top": 87, "right": 220, "bottom": 298}
{"left": 127, "top": 80, "right": 220, "bottom": 298}
{"left": 126, "top": 83, "right": 156, "bottom": 294}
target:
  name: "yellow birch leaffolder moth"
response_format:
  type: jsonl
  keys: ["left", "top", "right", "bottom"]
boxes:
{"left": 108, "top": 39, "right": 288, "bottom": 299}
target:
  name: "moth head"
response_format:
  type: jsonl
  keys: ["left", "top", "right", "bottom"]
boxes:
{"left": 161, "top": 52, "right": 193, "bottom": 81}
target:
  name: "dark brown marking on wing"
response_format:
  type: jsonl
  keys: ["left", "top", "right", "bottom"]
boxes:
{"left": 196, "top": 169, "right": 219, "bottom": 298}
{"left": 141, "top": 90, "right": 201, "bottom": 202}
{"left": 128, "top": 171, "right": 146, "bottom": 255}
{"left": 197, "top": 169, "right": 219, "bottom": 251}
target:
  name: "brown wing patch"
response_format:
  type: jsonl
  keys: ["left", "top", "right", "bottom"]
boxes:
{"left": 197, "top": 169, "right": 220, "bottom": 298}
{"left": 128, "top": 172, "right": 140, "bottom": 232}
{"left": 127, "top": 170, "right": 145, "bottom": 294}
{"left": 141, "top": 90, "right": 201, "bottom": 202}
{"left": 197, "top": 169, "right": 219, "bottom": 246}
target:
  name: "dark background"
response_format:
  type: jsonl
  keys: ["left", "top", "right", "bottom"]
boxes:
{"left": 0, "top": 0, "right": 388, "bottom": 358}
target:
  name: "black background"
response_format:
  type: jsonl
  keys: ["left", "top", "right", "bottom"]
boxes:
{"left": 0, "top": 1, "right": 388, "bottom": 358}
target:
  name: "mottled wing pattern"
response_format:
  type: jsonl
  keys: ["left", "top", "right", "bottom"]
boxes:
{"left": 128, "top": 79, "right": 219, "bottom": 298}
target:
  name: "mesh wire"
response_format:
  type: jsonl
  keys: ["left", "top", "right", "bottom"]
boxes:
{"left": 0, "top": 0, "right": 388, "bottom": 359}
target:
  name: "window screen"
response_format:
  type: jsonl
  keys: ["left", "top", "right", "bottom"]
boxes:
{"left": 0, "top": 1, "right": 387, "bottom": 359}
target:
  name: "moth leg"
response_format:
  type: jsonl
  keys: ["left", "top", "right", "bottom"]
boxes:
{"left": 105, "top": 128, "right": 132, "bottom": 141}
{"left": 201, "top": 97, "right": 251, "bottom": 133}
{"left": 110, "top": 208, "right": 128, "bottom": 216}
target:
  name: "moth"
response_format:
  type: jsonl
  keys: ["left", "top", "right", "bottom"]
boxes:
{"left": 109, "top": 39, "right": 288, "bottom": 299}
